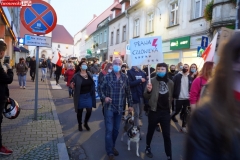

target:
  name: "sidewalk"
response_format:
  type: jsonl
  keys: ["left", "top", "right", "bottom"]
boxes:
{"left": 0, "top": 69, "right": 69, "bottom": 160}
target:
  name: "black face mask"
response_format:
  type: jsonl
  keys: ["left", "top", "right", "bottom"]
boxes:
{"left": 182, "top": 68, "right": 188, "bottom": 73}
{"left": 170, "top": 70, "right": 175, "bottom": 73}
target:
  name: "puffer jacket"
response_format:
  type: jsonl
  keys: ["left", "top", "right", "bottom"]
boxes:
{"left": 16, "top": 63, "right": 28, "bottom": 76}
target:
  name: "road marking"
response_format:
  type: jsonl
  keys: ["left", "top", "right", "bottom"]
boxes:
{"left": 50, "top": 81, "right": 62, "bottom": 89}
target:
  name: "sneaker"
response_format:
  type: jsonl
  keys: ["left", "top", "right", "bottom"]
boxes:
{"left": 113, "top": 148, "right": 119, "bottom": 156}
{"left": 171, "top": 116, "right": 178, "bottom": 122}
{"left": 108, "top": 155, "right": 114, "bottom": 160}
{"left": 23, "top": 86, "right": 26, "bottom": 89}
{"left": 0, "top": 146, "right": 13, "bottom": 155}
{"left": 145, "top": 147, "right": 153, "bottom": 158}
{"left": 181, "top": 127, "right": 188, "bottom": 133}
{"left": 20, "top": 86, "right": 22, "bottom": 89}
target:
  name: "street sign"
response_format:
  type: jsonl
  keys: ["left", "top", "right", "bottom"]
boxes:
{"left": 24, "top": 34, "right": 52, "bottom": 47}
{"left": 20, "top": 0, "right": 57, "bottom": 35}
{"left": 201, "top": 36, "right": 208, "bottom": 48}
{"left": 197, "top": 46, "right": 205, "bottom": 57}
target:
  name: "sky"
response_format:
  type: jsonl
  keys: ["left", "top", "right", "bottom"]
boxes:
{"left": 51, "top": 0, "right": 113, "bottom": 37}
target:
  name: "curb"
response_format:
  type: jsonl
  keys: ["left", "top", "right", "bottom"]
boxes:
{"left": 45, "top": 80, "right": 70, "bottom": 160}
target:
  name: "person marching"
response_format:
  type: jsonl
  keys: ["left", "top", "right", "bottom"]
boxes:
{"left": 144, "top": 63, "right": 173, "bottom": 160}
{"left": 29, "top": 56, "right": 36, "bottom": 82}
{"left": 64, "top": 64, "right": 75, "bottom": 98}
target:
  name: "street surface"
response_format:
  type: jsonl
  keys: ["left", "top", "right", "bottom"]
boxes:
{"left": 50, "top": 76, "right": 186, "bottom": 160}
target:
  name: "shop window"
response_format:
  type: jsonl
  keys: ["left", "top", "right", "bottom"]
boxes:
{"left": 163, "top": 52, "right": 180, "bottom": 67}
{"left": 182, "top": 51, "right": 204, "bottom": 69}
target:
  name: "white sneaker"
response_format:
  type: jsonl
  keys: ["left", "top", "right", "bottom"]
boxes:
{"left": 23, "top": 86, "right": 26, "bottom": 89}
{"left": 181, "top": 127, "right": 188, "bottom": 133}
{"left": 20, "top": 86, "right": 22, "bottom": 89}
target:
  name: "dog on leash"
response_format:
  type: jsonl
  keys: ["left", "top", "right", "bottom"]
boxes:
{"left": 121, "top": 112, "right": 141, "bottom": 157}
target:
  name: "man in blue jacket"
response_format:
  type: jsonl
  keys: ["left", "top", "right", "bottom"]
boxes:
{"left": 0, "top": 41, "right": 13, "bottom": 155}
{"left": 127, "top": 65, "right": 147, "bottom": 127}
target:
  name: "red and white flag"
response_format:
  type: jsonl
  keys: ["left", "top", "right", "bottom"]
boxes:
{"left": 234, "top": 73, "right": 240, "bottom": 101}
{"left": 52, "top": 52, "right": 62, "bottom": 66}
{"left": 201, "top": 32, "right": 219, "bottom": 62}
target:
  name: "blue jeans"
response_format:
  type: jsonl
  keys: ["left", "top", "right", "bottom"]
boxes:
{"left": 18, "top": 75, "right": 26, "bottom": 86}
{"left": 104, "top": 108, "right": 122, "bottom": 155}
{"left": 68, "top": 87, "right": 73, "bottom": 96}
{"left": 41, "top": 68, "right": 47, "bottom": 80}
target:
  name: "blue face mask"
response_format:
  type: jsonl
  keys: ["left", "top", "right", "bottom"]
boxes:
{"left": 157, "top": 72, "right": 166, "bottom": 78}
{"left": 113, "top": 65, "right": 121, "bottom": 72}
{"left": 191, "top": 68, "right": 196, "bottom": 73}
{"left": 81, "top": 65, "right": 88, "bottom": 70}
{"left": 179, "top": 66, "right": 183, "bottom": 69}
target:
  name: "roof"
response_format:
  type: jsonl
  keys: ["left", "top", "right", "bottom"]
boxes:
{"left": 52, "top": 25, "right": 74, "bottom": 45}
{"left": 111, "top": 4, "right": 122, "bottom": 11}
{"left": 74, "top": 1, "right": 120, "bottom": 36}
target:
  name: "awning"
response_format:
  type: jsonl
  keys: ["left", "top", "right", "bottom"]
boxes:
{"left": 14, "top": 46, "right": 20, "bottom": 52}
{"left": 19, "top": 47, "right": 29, "bottom": 53}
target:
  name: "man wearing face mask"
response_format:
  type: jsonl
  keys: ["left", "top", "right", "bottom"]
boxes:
{"left": 90, "top": 60, "right": 100, "bottom": 74}
{"left": 172, "top": 64, "right": 192, "bottom": 133}
{"left": 127, "top": 65, "right": 147, "bottom": 127}
{"left": 144, "top": 63, "right": 174, "bottom": 159}
{"left": 168, "top": 65, "right": 177, "bottom": 80}
{"left": 99, "top": 58, "right": 133, "bottom": 160}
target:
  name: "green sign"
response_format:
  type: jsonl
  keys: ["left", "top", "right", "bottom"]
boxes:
{"left": 170, "top": 36, "right": 190, "bottom": 50}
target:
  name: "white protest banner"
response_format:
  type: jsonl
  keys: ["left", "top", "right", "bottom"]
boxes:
{"left": 93, "top": 74, "right": 100, "bottom": 99}
{"left": 129, "top": 36, "right": 163, "bottom": 66}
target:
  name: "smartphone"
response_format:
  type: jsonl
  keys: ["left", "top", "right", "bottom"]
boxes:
{"left": 4, "top": 56, "right": 10, "bottom": 64}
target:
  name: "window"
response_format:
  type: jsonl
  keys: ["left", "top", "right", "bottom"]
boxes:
{"left": 111, "top": 32, "right": 114, "bottom": 45}
{"left": 104, "top": 30, "right": 107, "bottom": 42}
{"left": 134, "top": 19, "right": 140, "bottom": 37}
{"left": 194, "top": 0, "right": 206, "bottom": 18}
{"left": 122, "top": 25, "right": 126, "bottom": 41}
{"left": 66, "top": 46, "right": 68, "bottom": 49}
{"left": 147, "top": 13, "right": 154, "bottom": 33}
{"left": 58, "top": 44, "right": 60, "bottom": 48}
{"left": 170, "top": 2, "right": 178, "bottom": 26}
{"left": 100, "top": 32, "right": 103, "bottom": 44}
{"left": 97, "top": 34, "right": 99, "bottom": 44}
{"left": 116, "top": 29, "right": 120, "bottom": 44}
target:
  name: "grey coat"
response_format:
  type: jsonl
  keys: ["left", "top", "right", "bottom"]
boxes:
{"left": 144, "top": 77, "right": 174, "bottom": 112}
{"left": 71, "top": 71, "right": 96, "bottom": 112}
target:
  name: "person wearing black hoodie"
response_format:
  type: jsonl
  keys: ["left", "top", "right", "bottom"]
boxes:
{"left": 144, "top": 63, "right": 174, "bottom": 159}
{"left": 0, "top": 41, "right": 13, "bottom": 155}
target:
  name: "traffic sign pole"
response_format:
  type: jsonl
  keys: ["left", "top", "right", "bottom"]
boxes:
{"left": 34, "top": 46, "right": 39, "bottom": 120}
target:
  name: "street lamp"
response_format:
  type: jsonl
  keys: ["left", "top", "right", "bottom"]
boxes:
{"left": 144, "top": 0, "right": 152, "bottom": 5}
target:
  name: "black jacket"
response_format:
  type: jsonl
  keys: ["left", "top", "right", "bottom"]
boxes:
{"left": 0, "top": 66, "right": 13, "bottom": 103}
{"left": 41, "top": 61, "right": 47, "bottom": 68}
{"left": 29, "top": 60, "right": 36, "bottom": 70}
{"left": 173, "top": 73, "right": 193, "bottom": 99}
{"left": 185, "top": 104, "right": 240, "bottom": 160}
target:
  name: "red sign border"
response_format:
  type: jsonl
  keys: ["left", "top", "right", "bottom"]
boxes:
{"left": 20, "top": 0, "right": 57, "bottom": 35}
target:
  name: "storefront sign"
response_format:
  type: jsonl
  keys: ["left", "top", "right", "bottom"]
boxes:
{"left": 170, "top": 36, "right": 190, "bottom": 50}
{"left": 24, "top": 35, "right": 52, "bottom": 47}
{"left": 0, "top": 0, "right": 32, "bottom": 7}
{"left": 129, "top": 36, "right": 163, "bottom": 66}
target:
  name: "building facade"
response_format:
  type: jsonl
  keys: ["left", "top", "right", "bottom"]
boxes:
{"left": 0, "top": 6, "right": 20, "bottom": 66}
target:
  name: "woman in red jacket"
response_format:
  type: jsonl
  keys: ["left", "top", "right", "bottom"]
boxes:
{"left": 189, "top": 61, "right": 214, "bottom": 110}
{"left": 65, "top": 64, "right": 75, "bottom": 98}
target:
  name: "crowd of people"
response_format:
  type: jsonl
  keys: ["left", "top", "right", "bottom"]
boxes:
{"left": 0, "top": 32, "right": 239, "bottom": 160}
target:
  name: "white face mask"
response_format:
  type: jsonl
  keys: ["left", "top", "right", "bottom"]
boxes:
{"left": 108, "top": 69, "right": 112, "bottom": 73}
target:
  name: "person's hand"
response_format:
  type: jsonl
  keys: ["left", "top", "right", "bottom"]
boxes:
{"left": 141, "top": 78, "right": 146, "bottom": 82}
{"left": 128, "top": 107, "right": 133, "bottom": 112}
{"left": 105, "top": 97, "right": 112, "bottom": 103}
{"left": 70, "top": 82, "right": 75, "bottom": 89}
{"left": 5, "top": 63, "right": 11, "bottom": 69}
{"left": 147, "top": 83, "right": 152, "bottom": 92}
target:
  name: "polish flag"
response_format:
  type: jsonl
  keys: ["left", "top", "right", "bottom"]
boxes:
{"left": 52, "top": 52, "right": 62, "bottom": 67}
{"left": 201, "top": 32, "right": 219, "bottom": 62}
